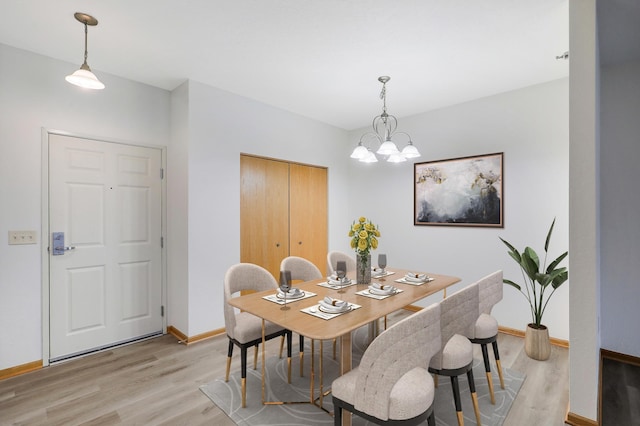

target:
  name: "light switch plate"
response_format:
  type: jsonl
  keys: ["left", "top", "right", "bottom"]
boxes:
{"left": 8, "top": 230, "right": 37, "bottom": 245}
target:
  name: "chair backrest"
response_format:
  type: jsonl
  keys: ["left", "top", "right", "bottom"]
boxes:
{"left": 353, "top": 303, "right": 441, "bottom": 420}
{"left": 280, "top": 256, "right": 322, "bottom": 282}
{"left": 477, "top": 270, "right": 503, "bottom": 315}
{"left": 326, "top": 251, "right": 356, "bottom": 275}
{"left": 223, "top": 263, "right": 278, "bottom": 340}
{"left": 430, "top": 283, "right": 479, "bottom": 369}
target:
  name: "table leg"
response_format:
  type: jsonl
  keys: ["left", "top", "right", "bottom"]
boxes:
{"left": 367, "top": 320, "right": 379, "bottom": 342}
{"left": 261, "top": 319, "right": 266, "bottom": 404}
{"left": 310, "top": 339, "right": 315, "bottom": 403}
{"left": 319, "top": 340, "right": 324, "bottom": 407}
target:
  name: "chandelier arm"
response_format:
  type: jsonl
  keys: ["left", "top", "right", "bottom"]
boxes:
{"left": 359, "top": 132, "right": 383, "bottom": 147}
{"left": 391, "top": 131, "right": 412, "bottom": 143}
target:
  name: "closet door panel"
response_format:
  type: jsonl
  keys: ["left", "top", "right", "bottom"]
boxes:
{"left": 240, "top": 155, "right": 289, "bottom": 279}
{"left": 289, "top": 163, "right": 328, "bottom": 275}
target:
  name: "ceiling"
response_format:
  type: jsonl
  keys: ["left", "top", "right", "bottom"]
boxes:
{"left": 0, "top": 0, "right": 569, "bottom": 130}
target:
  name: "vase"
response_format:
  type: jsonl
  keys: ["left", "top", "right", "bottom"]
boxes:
{"left": 356, "top": 254, "right": 371, "bottom": 284}
{"left": 524, "top": 323, "right": 551, "bottom": 361}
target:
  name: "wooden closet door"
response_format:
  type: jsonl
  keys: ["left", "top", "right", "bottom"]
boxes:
{"left": 240, "top": 155, "right": 289, "bottom": 279}
{"left": 289, "top": 163, "right": 328, "bottom": 275}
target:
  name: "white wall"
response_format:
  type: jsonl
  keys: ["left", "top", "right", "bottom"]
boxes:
{"left": 0, "top": 44, "right": 170, "bottom": 370}
{"left": 167, "top": 82, "right": 190, "bottom": 334}
{"left": 347, "top": 78, "right": 570, "bottom": 340}
{"left": 0, "top": 42, "right": 572, "bottom": 374}
{"left": 600, "top": 60, "right": 640, "bottom": 355}
{"left": 171, "top": 80, "right": 350, "bottom": 336}
{"left": 569, "top": 0, "right": 599, "bottom": 421}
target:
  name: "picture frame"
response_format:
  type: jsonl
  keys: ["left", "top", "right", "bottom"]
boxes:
{"left": 414, "top": 152, "right": 503, "bottom": 227}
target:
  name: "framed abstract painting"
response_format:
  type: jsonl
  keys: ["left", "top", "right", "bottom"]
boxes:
{"left": 414, "top": 152, "right": 503, "bottom": 227}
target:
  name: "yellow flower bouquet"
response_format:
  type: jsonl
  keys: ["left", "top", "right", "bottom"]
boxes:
{"left": 349, "top": 216, "right": 380, "bottom": 283}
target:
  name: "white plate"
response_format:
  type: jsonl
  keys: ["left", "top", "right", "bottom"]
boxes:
{"left": 318, "top": 304, "right": 351, "bottom": 314}
{"left": 276, "top": 291, "right": 304, "bottom": 299}
{"left": 368, "top": 287, "right": 396, "bottom": 295}
{"left": 327, "top": 279, "right": 352, "bottom": 286}
{"left": 404, "top": 276, "right": 427, "bottom": 283}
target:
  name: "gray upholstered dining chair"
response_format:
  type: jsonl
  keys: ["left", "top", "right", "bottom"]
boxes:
{"left": 429, "top": 283, "right": 482, "bottom": 426}
{"left": 223, "top": 263, "right": 292, "bottom": 408}
{"left": 332, "top": 303, "right": 442, "bottom": 426}
{"left": 465, "top": 270, "right": 504, "bottom": 405}
{"left": 327, "top": 250, "right": 356, "bottom": 275}
{"left": 280, "top": 255, "right": 323, "bottom": 376}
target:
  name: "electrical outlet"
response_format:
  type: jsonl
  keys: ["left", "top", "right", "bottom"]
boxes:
{"left": 8, "top": 230, "right": 37, "bottom": 245}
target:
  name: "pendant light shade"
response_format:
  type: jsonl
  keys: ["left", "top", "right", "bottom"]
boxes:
{"left": 65, "top": 64, "right": 105, "bottom": 90}
{"left": 66, "top": 12, "right": 105, "bottom": 90}
{"left": 350, "top": 76, "right": 420, "bottom": 163}
{"left": 350, "top": 143, "right": 369, "bottom": 160}
{"left": 376, "top": 139, "right": 400, "bottom": 156}
{"left": 401, "top": 141, "right": 420, "bottom": 158}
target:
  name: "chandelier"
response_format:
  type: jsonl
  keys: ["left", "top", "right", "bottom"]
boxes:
{"left": 350, "top": 76, "right": 420, "bottom": 163}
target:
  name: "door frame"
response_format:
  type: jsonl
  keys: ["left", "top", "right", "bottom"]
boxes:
{"left": 40, "top": 128, "right": 167, "bottom": 366}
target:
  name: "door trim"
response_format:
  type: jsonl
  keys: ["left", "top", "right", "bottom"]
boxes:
{"left": 40, "top": 128, "right": 167, "bottom": 366}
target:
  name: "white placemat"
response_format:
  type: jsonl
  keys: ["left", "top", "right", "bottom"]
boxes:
{"left": 262, "top": 291, "right": 317, "bottom": 305}
{"left": 317, "top": 280, "right": 357, "bottom": 290}
{"left": 300, "top": 302, "right": 362, "bottom": 320}
{"left": 371, "top": 270, "right": 396, "bottom": 278}
{"left": 355, "top": 287, "right": 404, "bottom": 300}
{"left": 394, "top": 276, "right": 434, "bottom": 286}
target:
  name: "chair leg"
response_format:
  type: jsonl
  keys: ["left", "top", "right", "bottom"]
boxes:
{"left": 427, "top": 411, "right": 436, "bottom": 426}
{"left": 450, "top": 376, "right": 463, "bottom": 426}
{"left": 225, "top": 340, "right": 234, "bottom": 382}
{"left": 332, "top": 338, "right": 336, "bottom": 359}
{"left": 279, "top": 335, "right": 285, "bottom": 358}
{"left": 299, "top": 334, "right": 304, "bottom": 377}
{"left": 492, "top": 340, "right": 505, "bottom": 389}
{"left": 333, "top": 400, "right": 342, "bottom": 426}
{"left": 253, "top": 345, "right": 258, "bottom": 369}
{"left": 467, "top": 367, "right": 482, "bottom": 426}
{"left": 287, "top": 331, "right": 292, "bottom": 383}
{"left": 240, "top": 346, "right": 248, "bottom": 408}
{"left": 481, "top": 343, "right": 495, "bottom": 404}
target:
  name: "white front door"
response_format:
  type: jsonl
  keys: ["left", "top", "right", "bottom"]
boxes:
{"left": 48, "top": 134, "right": 163, "bottom": 361}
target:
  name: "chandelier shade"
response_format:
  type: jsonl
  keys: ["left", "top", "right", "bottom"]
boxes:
{"left": 65, "top": 12, "right": 105, "bottom": 90}
{"left": 351, "top": 76, "right": 420, "bottom": 163}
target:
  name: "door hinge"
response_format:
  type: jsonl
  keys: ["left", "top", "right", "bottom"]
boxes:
{"left": 161, "top": 236, "right": 164, "bottom": 248}
{"left": 161, "top": 305, "right": 165, "bottom": 317}
{"left": 160, "top": 168, "right": 164, "bottom": 179}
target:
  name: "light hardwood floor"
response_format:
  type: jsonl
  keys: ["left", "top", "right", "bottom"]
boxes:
{"left": 0, "top": 311, "right": 569, "bottom": 425}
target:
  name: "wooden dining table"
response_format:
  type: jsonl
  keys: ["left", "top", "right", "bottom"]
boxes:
{"left": 227, "top": 268, "right": 460, "bottom": 426}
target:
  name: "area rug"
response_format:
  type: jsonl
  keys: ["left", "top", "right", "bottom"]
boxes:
{"left": 201, "top": 327, "right": 524, "bottom": 426}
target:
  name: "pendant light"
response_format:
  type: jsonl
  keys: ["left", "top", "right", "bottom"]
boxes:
{"left": 351, "top": 76, "right": 420, "bottom": 163}
{"left": 65, "top": 12, "right": 105, "bottom": 90}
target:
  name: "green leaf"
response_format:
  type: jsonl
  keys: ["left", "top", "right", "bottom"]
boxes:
{"left": 499, "top": 237, "right": 521, "bottom": 262}
{"left": 547, "top": 251, "right": 568, "bottom": 273}
{"left": 551, "top": 270, "right": 568, "bottom": 289}
{"left": 503, "top": 279, "right": 521, "bottom": 291}
{"left": 544, "top": 218, "right": 556, "bottom": 252}
{"left": 521, "top": 247, "right": 540, "bottom": 280}
{"left": 507, "top": 251, "right": 521, "bottom": 265}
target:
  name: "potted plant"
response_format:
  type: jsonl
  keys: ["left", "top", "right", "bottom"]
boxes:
{"left": 349, "top": 216, "right": 380, "bottom": 284}
{"left": 499, "top": 218, "right": 568, "bottom": 360}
